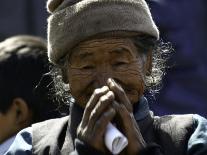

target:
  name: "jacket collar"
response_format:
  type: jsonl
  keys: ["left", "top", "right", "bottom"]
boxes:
{"left": 133, "top": 96, "right": 150, "bottom": 121}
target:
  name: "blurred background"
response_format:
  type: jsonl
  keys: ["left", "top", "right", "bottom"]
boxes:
{"left": 0, "top": 0, "right": 206, "bottom": 117}
{"left": 0, "top": 0, "right": 47, "bottom": 40}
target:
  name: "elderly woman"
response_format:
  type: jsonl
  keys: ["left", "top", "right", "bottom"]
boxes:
{"left": 5, "top": 0, "right": 207, "bottom": 155}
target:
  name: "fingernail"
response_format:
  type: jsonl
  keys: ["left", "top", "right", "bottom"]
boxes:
{"left": 107, "top": 91, "right": 115, "bottom": 98}
{"left": 107, "top": 78, "right": 112, "bottom": 84}
{"left": 111, "top": 78, "right": 116, "bottom": 83}
{"left": 108, "top": 78, "right": 115, "bottom": 87}
{"left": 102, "top": 86, "right": 109, "bottom": 91}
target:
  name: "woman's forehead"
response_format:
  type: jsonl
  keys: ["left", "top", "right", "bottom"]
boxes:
{"left": 71, "top": 37, "right": 138, "bottom": 58}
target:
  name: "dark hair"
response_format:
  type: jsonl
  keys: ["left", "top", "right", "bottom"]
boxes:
{"left": 50, "top": 35, "right": 173, "bottom": 105}
{"left": 0, "top": 35, "right": 64, "bottom": 122}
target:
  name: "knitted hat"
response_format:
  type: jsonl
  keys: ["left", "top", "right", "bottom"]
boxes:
{"left": 47, "top": 0, "right": 159, "bottom": 65}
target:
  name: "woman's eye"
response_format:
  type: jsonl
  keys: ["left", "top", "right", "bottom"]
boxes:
{"left": 113, "top": 62, "right": 127, "bottom": 66}
{"left": 81, "top": 65, "right": 94, "bottom": 70}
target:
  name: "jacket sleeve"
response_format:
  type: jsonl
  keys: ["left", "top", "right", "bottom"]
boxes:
{"left": 187, "top": 114, "right": 207, "bottom": 155}
{"left": 4, "top": 127, "right": 32, "bottom": 155}
{"left": 4, "top": 128, "right": 103, "bottom": 155}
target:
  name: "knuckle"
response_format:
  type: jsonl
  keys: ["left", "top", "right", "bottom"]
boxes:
{"left": 102, "top": 86, "right": 109, "bottom": 91}
{"left": 93, "top": 88, "right": 101, "bottom": 96}
{"left": 107, "top": 91, "right": 115, "bottom": 99}
{"left": 94, "top": 86, "right": 109, "bottom": 96}
{"left": 100, "top": 96, "right": 107, "bottom": 103}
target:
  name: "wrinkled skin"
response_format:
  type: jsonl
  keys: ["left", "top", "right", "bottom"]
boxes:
{"left": 67, "top": 37, "right": 152, "bottom": 154}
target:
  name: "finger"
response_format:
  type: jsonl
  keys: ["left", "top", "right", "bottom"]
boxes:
{"left": 113, "top": 101, "right": 135, "bottom": 136}
{"left": 107, "top": 78, "right": 132, "bottom": 112}
{"left": 93, "top": 107, "right": 116, "bottom": 137}
{"left": 87, "top": 91, "right": 115, "bottom": 131}
{"left": 112, "top": 102, "right": 146, "bottom": 152}
{"left": 81, "top": 86, "right": 109, "bottom": 127}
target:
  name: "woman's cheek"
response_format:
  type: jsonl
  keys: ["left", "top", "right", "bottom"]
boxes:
{"left": 69, "top": 73, "right": 96, "bottom": 107}
{"left": 114, "top": 69, "right": 145, "bottom": 104}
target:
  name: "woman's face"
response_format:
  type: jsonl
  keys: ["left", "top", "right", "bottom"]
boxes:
{"left": 67, "top": 37, "right": 151, "bottom": 108}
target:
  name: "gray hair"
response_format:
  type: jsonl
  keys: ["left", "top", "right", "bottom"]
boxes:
{"left": 50, "top": 36, "right": 173, "bottom": 104}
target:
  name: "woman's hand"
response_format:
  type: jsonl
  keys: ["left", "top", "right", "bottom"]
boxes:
{"left": 107, "top": 78, "right": 146, "bottom": 155}
{"left": 77, "top": 86, "right": 116, "bottom": 153}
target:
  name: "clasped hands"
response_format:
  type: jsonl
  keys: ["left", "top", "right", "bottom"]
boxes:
{"left": 77, "top": 78, "right": 146, "bottom": 155}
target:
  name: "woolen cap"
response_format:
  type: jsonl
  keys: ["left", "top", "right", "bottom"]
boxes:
{"left": 47, "top": 0, "right": 159, "bottom": 65}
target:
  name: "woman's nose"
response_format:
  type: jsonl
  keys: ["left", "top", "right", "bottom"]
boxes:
{"left": 92, "top": 62, "right": 114, "bottom": 87}
{"left": 95, "top": 69, "right": 112, "bottom": 87}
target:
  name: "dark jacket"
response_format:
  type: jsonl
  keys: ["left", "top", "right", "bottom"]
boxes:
{"left": 32, "top": 103, "right": 195, "bottom": 155}
{"left": 5, "top": 100, "right": 207, "bottom": 155}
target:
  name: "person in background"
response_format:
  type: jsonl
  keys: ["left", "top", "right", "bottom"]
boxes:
{"left": 5, "top": 0, "right": 207, "bottom": 155}
{"left": 0, "top": 35, "right": 67, "bottom": 154}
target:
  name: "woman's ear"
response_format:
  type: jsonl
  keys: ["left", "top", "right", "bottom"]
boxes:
{"left": 12, "top": 98, "right": 33, "bottom": 128}
{"left": 144, "top": 51, "right": 152, "bottom": 76}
